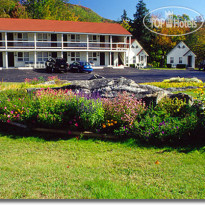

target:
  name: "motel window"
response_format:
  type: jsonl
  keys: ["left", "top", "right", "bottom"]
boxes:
{"left": 71, "top": 52, "right": 80, "bottom": 62}
{"left": 17, "top": 33, "right": 28, "bottom": 41}
{"left": 37, "top": 52, "right": 48, "bottom": 62}
{"left": 170, "top": 57, "right": 174, "bottom": 64}
{"left": 179, "top": 57, "right": 182, "bottom": 64}
{"left": 18, "top": 52, "right": 29, "bottom": 62}
{"left": 89, "top": 35, "right": 97, "bottom": 42}
{"left": 133, "top": 56, "right": 136, "bottom": 64}
{"left": 71, "top": 34, "right": 80, "bottom": 42}
{"left": 38, "top": 33, "right": 48, "bottom": 41}
{"left": 88, "top": 52, "right": 97, "bottom": 61}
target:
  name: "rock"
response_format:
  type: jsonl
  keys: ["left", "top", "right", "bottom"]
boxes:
{"left": 43, "top": 80, "right": 56, "bottom": 85}
{"left": 61, "top": 77, "right": 171, "bottom": 106}
{"left": 27, "top": 77, "right": 195, "bottom": 106}
{"left": 89, "top": 74, "right": 105, "bottom": 80}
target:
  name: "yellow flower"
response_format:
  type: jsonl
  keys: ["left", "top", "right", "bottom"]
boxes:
{"left": 110, "top": 123, "right": 114, "bottom": 126}
{"left": 114, "top": 121, "right": 117, "bottom": 124}
{"left": 102, "top": 124, "right": 106, "bottom": 128}
{"left": 108, "top": 123, "right": 111, "bottom": 126}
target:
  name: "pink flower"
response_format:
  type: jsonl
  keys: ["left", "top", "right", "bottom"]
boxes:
{"left": 75, "top": 123, "right": 78, "bottom": 127}
{"left": 11, "top": 111, "right": 14, "bottom": 114}
{"left": 7, "top": 115, "right": 11, "bottom": 118}
{"left": 4, "top": 107, "right": 7, "bottom": 109}
{"left": 7, "top": 120, "right": 10, "bottom": 123}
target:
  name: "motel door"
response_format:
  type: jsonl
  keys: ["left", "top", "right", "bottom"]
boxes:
{"left": 63, "top": 52, "right": 68, "bottom": 62}
{"left": 0, "top": 52, "right": 3, "bottom": 67}
{"left": 8, "top": 52, "right": 14, "bottom": 67}
{"left": 188, "top": 56, "right": 192, "bottom": 67}
{"left": 100, "top": 53, "right": 105, "bottom": 66}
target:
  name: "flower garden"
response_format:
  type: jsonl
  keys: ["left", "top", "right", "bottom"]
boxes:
{"left": 1, "top": 76, "right": 205, "bottom": 199}
{"left": 0, "top": 76, "right": 205, "bottom": 146}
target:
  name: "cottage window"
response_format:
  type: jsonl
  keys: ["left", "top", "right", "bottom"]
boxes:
{"left": 38, "top": 33, "right": 47, "bottom": 41}
{"left": 71, "top": 34, "right": 80, "bottom": 42}
{"left": 141, "top": 56, "right": 144, "bottom": 62}
{"left": 179, "top": 57, "right": 182, "bottom": 64}
{"left": 17, "top": 33, "right": 28, "bottom": 41}
{"left": 71, "top": 52, "right": 80, "bottom": 62}
{"left": 89, "top": 35, "right": 97, "bottom": 42}
{"left": 133, "top": 56, "right": 136, "bottom": 64}
{"left": 37, "top": 52, "right": 48, "bottom": 62}
{"left": 178, "top": 45, "right": 181, "bottom": 48}
{"left": 88, "top": 52, "right": 97, "bottom": 61}
{"left": 170, "top": 57, "right": 174, "bottom": 64}
{"left": 18, "top": 52, "right": 29, "bottom": 62}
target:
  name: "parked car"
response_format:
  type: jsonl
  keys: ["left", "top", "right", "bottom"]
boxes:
{"left": 69, "top": 61, "right": 93, "bottom": 73}
{"left": 45, "top": 58, "right": 69, "bottom": 73}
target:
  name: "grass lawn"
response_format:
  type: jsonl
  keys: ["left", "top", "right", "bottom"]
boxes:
{"left": 0, "top": 133, "right": 205, "bottom": 199}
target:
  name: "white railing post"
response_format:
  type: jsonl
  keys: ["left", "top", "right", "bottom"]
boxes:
{"left": 5, "top": 32, "right": 7, "bottom": 49}
{"left": 5, "top": 51, "right": 8, "bottom": 69}
{"left": 109, "top": 52, "right": 112, "bottom": 66}
{"left": 87, "top": 34, "right": 89, "bottom": 50}
{"left": 34, "top": 33, "right": 36, "bottom": 49}
{"left": 110, "top": 35, "right": 112, "bottom": 51}
{"left": 34, "top": 51, "right": 37, "bottom": 68}
{"left": 61, "top": 34, "right": 63, "bottom": 50}
{"left": 86, "top": 51, "right": 88, "bottom": 62}
{"left": 128, "top": 36, "right": 131, "bottom": 67}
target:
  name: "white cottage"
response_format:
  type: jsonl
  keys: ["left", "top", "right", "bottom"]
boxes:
{"left": 126, "top": 39, "right": 149, "bottom": 68}
{"left": 167, "top": 41, "right": 196, "bottom": 68}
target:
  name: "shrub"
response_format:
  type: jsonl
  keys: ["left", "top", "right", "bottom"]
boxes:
{"left": 102, "top": 92, "right": 147, "bottom": 127}
{"left": 176, "top": 64, "right": 186, "bottom": 69}
{"left": 155, "top": 97, "right": 187, "bottom": 117}
{"left": 133, "top": 110, "right": 199, "bottom": 143}
{"left": 167, "top": 64, "right": 172, "bottom": 68}
{"left": 23, "top": 89, "right": 104, "bottom": 130}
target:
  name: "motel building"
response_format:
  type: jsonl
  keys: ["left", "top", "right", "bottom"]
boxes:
{"left": 0, "top": 18, "right": 148, "bottom": 70}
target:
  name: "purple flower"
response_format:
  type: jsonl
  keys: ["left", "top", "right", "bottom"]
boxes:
{"left": 162, "top": 131, "right": 164, "bottom": 134}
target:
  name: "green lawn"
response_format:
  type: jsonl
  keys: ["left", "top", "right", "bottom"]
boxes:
{"left": 0, "top": 133, "right": 204, "bottom": 199}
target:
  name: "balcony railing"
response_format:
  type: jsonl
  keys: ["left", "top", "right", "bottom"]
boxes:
{"left": 0, "top": 40, "right": 129, "bottom": 50}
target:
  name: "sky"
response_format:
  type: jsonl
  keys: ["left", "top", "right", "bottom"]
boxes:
{"left": 68, "top": 0, "right": 205, "bottom": 21}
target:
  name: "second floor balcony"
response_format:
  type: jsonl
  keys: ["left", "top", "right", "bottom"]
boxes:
{"left": 0, "top": 40, "right": 130, "bottom": 51}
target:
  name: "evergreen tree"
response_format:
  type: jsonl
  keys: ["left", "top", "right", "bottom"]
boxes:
{"left": 121, "top": 9, "right": 129, "bottom": 22}
{"left": 131, "top": 0, "right": 151, "bottom": 47}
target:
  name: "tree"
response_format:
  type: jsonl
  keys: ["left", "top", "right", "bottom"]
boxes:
{"left": 121, "top": 9, "right": 129, "bottom": 22}
{"left": 0, "top": 0, "right": 16, "bottom": 18}
{"left": 131, "top": 0, "right": 152, "bottom": 48}
{"left": 10, "top": 2, "right": 28, "bottom": 18}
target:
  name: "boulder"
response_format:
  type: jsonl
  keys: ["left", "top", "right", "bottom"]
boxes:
{"left": 61, "top": 77, "right": 171, "bottom": 106}
{"left": 27, "top": 77, "right": 195, "bottom": 106}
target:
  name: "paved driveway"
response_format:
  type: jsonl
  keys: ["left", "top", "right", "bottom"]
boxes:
{"left": 1, "top": 68, "right": 205, "bottom": 83}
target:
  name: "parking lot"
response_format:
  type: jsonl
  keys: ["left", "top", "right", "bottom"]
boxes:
{"left": 1, "top": 67, "right": 205, "bottom": 83}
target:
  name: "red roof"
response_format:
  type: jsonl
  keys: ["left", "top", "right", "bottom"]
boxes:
{"left": 0, "top": 18, "right": 131, "bottom": 35}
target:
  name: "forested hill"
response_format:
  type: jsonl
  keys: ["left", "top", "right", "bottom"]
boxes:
{"left": 67, "top": 4, "right": 113, "bottom": 23}
{"left": 0, "top": 0, "right": 114, "bottom": 23}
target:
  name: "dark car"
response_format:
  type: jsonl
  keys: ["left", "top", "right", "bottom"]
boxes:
{"left": 45, "top": 58, "right": 69, "bottom": 73}
{"left": 69, "top": 61, "right": 93, "bottom": 73}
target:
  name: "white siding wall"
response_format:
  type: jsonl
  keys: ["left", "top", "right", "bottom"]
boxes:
{"left": 167, "top": 42, "right": 194, "bottom": 66}
{"left": 126, "top": 40, "right": 148, "bottom": 67}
